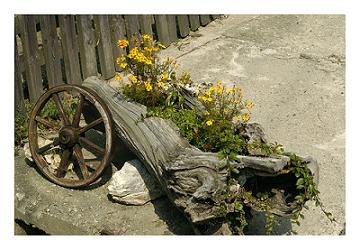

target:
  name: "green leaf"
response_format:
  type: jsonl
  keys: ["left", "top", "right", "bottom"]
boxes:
{"left": 231, "top": 168, "right": 240, "bottom": 174}
{"left": 296, "top": 178, "right": 304, "bottom": 186}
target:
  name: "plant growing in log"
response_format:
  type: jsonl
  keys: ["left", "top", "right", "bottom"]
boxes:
{"left": 114, "top": 34, "right": 334, "bottom": 234}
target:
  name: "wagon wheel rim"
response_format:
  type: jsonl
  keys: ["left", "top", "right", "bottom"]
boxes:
{"left": 28, "top": 84, "right": 113, "bottom": 188}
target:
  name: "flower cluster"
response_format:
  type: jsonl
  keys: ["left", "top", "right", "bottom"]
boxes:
{"left": 196, "top": 82, "right": 253, "bottom": 128}
{"left": 116, "top": 34, "right": 193, "bottom": 107}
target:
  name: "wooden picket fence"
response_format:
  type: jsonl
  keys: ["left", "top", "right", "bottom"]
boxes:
{"left": 14, "top": 14, "right": 221, "bottom": 113}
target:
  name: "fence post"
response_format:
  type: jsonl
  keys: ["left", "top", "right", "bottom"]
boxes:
{"left": 18, "top": 15, "right": 43, "bottom": 102}
{"left": 77, "top": 15, "right": 98, "bottom": 79}
{"left": 189, "top": 15, "right": 200, "bottom": 31}
{"left": 154, "top": 15, "right": 171, "bottom": 47}
{"left": 200, "top": 15, "right": 211, "bottom": 26}
{"left": 138, "top": 15, "right": 153, "bottom": 37}
{"left": 109, "top": 15, "right": 127, "bottom": 72}
{"left": 94, "top": 15, "right": 116, "bottom": 80}
{"left": 59, "top": 15, "right": 82, "bottom": 85}
{"left": 124, "top": 15, "right": 140, "bottom": 48}
{"left": 167, "top": 15, "right": 178, "bottom": 43}
{"left": 15, "top": 38, "right": 25, "bottom": 113}
{"left": 40, "top": 15, "right": 63, "bottom": 87}
{"left": 177, "top": 15, "right": 190, "bottom": 38}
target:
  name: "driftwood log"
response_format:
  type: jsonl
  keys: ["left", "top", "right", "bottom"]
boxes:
{"left": 83, "top": 76, "right": 318, "bottom": 233}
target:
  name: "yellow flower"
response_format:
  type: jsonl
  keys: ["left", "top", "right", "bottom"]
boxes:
{"left": 128, "top": 75, "right": 138, "bottom": 84}
{"left": 198, "top": 95, "right": 207, "bottom": 102}
{"left": 120, "top": 63, "right": 127, "bottom": 69}
{"left": 157, "top": 81, "right": 165, "bottom": 88}
{"left": 198, "top": 95, "right": 214, "bottom": 103}
{"left": 145, "top": 81, "right": 153, "bottom": 91}
{"left": 114, "top": 75, "right": 122, "bottom": 81}
{"left": 116, "top": 57, "right": 122, "bottom": 65}
{"left": 145, "top": 59, "right": 152, "bottom": 65}
{"left": 203, "top": 111, "right": 210, "bottom": 116}
{"left": 206, "top": 120, "right": 214, "bottom": 126}
{"left": 245, "top": 100, "right": 253, "bottom": 109}
{"left": 160, "top": 73, "right": 168, "bottom": 79}
{"left": 242, "top": 113, "right": 251, "bottom": 122}
{"left": 117, "top": 39, "right": 129, "bottom": 49}
{"left": 128, "top": 47, "right": 139, "bottom": 59}
{"left": 142, "top": 34, "right": 152, "bottom": 42}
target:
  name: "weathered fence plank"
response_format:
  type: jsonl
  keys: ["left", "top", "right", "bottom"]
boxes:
{"left": 77, "top": 15, "right": 98, "bottom": 79}
{"left": 124, "top": 15, "right": 140, "bottom": 48}
{"left": 15, "top": 40, "right": 25, "bottom": 113}
{"left": 166, "top": 15, "right": 178, "bottom": 43}
{"left": 94, "top": 15, "right": 116, "bottom": 79}
{"left": 189, "top": 15, "right": 200, "bottom": 31}
{"left": 109, "top": 15, "right": 127, "bottom": 72}
{"left": 59, "top": 15, "right": 82, "bottom": 85}
{"left": 154, "top": 15, "right": 171, "bottom": 46}
{"left": 138, "top": 15, "right": 153, "bottom": 36}
{"left": 200, "top": 15, "right": 211, "bottom": 26}
{"left": 18, "top": 15, "right": 43, "bottom": 102}
{"left": 40, "top": 15, "right": 63, "bottom": 87}
{"left": 177, "top": 15, "right": 190, "bottom": 38}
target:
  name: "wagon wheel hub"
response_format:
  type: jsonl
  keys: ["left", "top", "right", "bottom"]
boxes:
{"left": 59, "top": 126, "right": 79, "bottom": 147}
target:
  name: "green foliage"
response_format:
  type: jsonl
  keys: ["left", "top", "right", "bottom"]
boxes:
{"left": 117, "top": 34, "right": 334, "bottom": 235}
{"left": 15, "top": 101, "right": 32, "bottom": 146}
{"left": 40, "top": 99, "right": 59, "bottom": 120}
{"left": 286, "top": 153, "right": 336, "bottom": 225}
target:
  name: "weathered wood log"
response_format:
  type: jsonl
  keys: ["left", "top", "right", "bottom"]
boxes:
{"left": 82, "top": 76, "right": 318, "bottom": 231}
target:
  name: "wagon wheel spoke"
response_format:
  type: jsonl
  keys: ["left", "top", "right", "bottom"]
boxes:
{"left": 73, "top": 144, "right": 89, "bottom": 179}
{"left": 79, "top": 137, "right": 105, "bottom": 155}
{"left": 72, "top": 94, "right": 84, "bottom": 128}
{"left": 52, "top": 93, "right": 71, "bottom": 125}
{"left": 37, "top": 137, "right": 60, "bottom": 155}
{"left": 35, "top": 116, "right": 60, "bottom": 130}
{"left": 55, "top": 148, "right": 72, "bottom": 178}
{"left": 77, "top": 118, "right": 103, "bottom": 135}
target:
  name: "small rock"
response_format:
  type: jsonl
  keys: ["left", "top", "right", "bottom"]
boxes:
{"left": 238, "top": 123, "right": 267, "bottom": 144}
{"left": 108, "top": 160, "right": 164, "bottom": 205}
{"left": 16, "top": 192, "right": 25, "bottom": 201}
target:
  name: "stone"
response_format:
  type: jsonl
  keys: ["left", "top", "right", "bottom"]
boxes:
{"left": 108, "top": 159, "right": 164, "bottom": 205}
{"left": 236, "top": 123, "right": 269, "bottom": 156}
{"left": 24, "top": 138, "right": 63, "bottom": 172}
{"left": 237, "top": 123, "right": 267, "bottom": 144}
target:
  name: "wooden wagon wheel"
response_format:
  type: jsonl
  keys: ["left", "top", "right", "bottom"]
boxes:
{"left": 28, "top": 84, "right": 114, "bottom": 188}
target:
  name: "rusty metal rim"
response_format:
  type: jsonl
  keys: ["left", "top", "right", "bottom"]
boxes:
{"left": 28, "top": 84, "right": 114, "bottom": 188}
